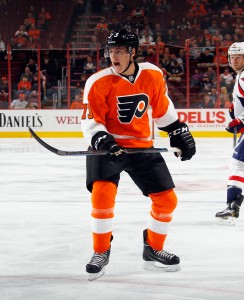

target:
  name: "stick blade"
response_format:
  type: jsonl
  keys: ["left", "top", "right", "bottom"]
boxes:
{"left": 28, "top": 127, "right": 60, "bottom": 155}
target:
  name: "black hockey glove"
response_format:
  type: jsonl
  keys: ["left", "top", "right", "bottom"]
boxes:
{"left": 159, "top": 120, "right": 196, "bottom": 161}
{"left": 91, "top": 131, "right": 126, "bottom": 160}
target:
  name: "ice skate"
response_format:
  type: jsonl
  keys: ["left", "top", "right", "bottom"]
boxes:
{"left": 142, "top": 229, "right": 180, "bottom": 272}
{"left": 215, "top": 194, "right": 243, "bottom": 225}
{"left": 86, "top": 248, "right": 110, "bottom": 281}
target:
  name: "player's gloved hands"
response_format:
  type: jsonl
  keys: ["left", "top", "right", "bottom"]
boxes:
{"left": 168, "top": 123, "right": 196, "bottom": 161}
{"left": 107, "top": 142, "right": 124, "bottom": 156}
{"left": 91, "top": 131, "right": 126, "bottom": 161}
{"left": 226, "top": 118, "right": 244, "bottom": 133}
{"left": 159, "top": 120, "right": 196, "bottom": 161}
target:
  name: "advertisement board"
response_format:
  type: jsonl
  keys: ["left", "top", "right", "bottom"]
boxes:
{"left": 0, "top": 109, "right": 232, "bottom": 138}
{"left": 158, "top": 109, "right": 232, "bottom": 138}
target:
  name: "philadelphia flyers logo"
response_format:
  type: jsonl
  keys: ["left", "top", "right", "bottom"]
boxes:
{"left": 117, "top": 93, "right": 149, "bottom": 123}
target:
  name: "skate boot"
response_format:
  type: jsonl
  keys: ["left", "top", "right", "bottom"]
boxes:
{"left": 86, "top": 248, "right": 111, "bottom": 281}
{"left": 142, "top": 229, "right": 180, "bottom": 272}
{"left": 215, "top": 194, "right": 243, "bottom": 224}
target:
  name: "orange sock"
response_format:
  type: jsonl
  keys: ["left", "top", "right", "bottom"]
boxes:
{"left": 147, "top": 189, "right": 177, "bottom": 250}
{"left": 91, "top": 181, "right": 117, "bottom": 253}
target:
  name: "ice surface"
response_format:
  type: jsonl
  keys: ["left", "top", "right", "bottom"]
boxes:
{"left": 0, "top": 137, "right": 244, "bottom": 300}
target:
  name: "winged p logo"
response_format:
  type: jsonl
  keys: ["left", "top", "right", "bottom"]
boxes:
{"left": 117, "top": 93, "right": 149, "bottom": 123}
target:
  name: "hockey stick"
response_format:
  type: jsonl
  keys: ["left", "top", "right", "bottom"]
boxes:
{"left": 28, "top": 127, "right": 181, "bottom": 156}
{"left": 233, "top": 127, "right": 237, "bottom": 148}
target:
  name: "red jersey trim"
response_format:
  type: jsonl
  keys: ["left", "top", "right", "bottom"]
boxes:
{"left": 229, "top": 175, "right": 244, "bottom": 183}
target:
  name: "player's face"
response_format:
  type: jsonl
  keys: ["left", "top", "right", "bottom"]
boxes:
{"left": 109, "top": 46, "right": 132, "bottom": 73}
{"left": 229, "top": 55, "right": 244, "bottom": 72}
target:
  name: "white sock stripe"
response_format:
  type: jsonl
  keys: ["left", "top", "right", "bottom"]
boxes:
{"left": 91, "top": 217, "right": 113, "bottom": 234}
{"left": 147, "top": 214, "right": 171, "bottom": 235}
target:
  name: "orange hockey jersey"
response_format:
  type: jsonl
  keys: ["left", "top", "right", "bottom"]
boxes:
{"left": 81, "top": 62, "right": 178, "bottom": 148}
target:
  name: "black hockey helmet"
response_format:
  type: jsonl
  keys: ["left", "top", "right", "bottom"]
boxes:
{"left": 105, "top": 29, "right": 139, "bottom": 57}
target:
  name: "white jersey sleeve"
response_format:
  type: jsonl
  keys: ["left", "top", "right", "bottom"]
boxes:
{"left": 233, "top": 70, "right": 244, "bottom": 122}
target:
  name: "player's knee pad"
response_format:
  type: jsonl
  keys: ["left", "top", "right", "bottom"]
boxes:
{"left": 149, "top": 189, "right": 178, "bottom": 217}
{"left": 91, "top": 181, "right": 117, "bottom": 218}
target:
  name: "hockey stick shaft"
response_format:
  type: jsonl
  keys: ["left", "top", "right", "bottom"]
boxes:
{"left": 28, "top": 127, "right": 180, "bottom": 156}
{"left": 233, "top": 127, "right": 237, "bottom": 148}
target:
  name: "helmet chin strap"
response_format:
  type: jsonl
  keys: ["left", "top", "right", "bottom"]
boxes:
{"left": 120, "top": 50, "right": 134, "bottom": 75}
{"left": 120, "top": 60, "right": 133, "bottom": 74}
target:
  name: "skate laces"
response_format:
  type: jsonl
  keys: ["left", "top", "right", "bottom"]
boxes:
{"left": 154, "top": 249, "right": 175, "bottom": 260}
{"left": 89, "top": 251, "right": 109, "bottom": 267}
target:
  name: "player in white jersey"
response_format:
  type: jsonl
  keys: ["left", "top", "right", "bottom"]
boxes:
{"left": 216, "top": 42, "right": 244, "bottom": 222}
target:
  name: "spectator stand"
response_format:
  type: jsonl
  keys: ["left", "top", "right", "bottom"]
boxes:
{"left": 1, "top": 0, "right": 244, "bottom": 109}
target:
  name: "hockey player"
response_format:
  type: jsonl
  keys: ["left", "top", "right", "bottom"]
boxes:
{"left": 81, "top": 29, "right": 196, "bottom": 280}
{"left": 216, "top": 42, "right": 244, "bottom": 223}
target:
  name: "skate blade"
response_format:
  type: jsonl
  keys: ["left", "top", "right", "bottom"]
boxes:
{"left": 88, "top": 268, "right": 105, "bottom": 281}
{"left": 215, "top": 217, "right": 236, "bottom": 226}
{"left": 143, "top": 261, "right": 180, "bottom": 272}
